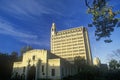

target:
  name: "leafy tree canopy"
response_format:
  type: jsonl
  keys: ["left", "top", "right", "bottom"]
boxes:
{"left": 109, "top": 59, "right": 120, "bottom": 70}
{"left": 85, "top": 0, "right": 120, "bottom": 43}
{"left": 18, "top": 46, "right": 33, "bottom": 61}
{"left": 74, "top": 56, "right": 87, "bottom": 72}
{"left": 20, "top": 45, "right": 33, "bottom": 55}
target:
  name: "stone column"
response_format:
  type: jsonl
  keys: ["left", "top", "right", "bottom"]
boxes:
{"left": 25, "top": 65, "right": 29, "bottom": 80}
{"left": 35, "top": 61, "right": 38, "bottom": 80}
{"left": 35, "top": 59, "right": 41, "bottom": 80}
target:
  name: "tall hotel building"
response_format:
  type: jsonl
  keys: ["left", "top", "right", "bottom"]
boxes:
{"left": 12, "top": 23, "right": 93, "bottom": 80}
{"left": 51, "top": 23, "right": 92, "bottom": 65}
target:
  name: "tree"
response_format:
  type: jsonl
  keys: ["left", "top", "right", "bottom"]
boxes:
{"left": 74, "top": 56, "right": 87, "bottom": 72}
{"left": 20, "top": 46, "right": 33, "bottom": 55}
{"left": 20, "top": 45, "right": 33, "bottom": 56}
{"left": 112, "top": 49, "right": 120, "bottom": 59}
{"left": 85, "top": 0, "right": 120, "bottom": 43}
{"left": 108, "top": 49, "right": 120, "bottom": 61}
{"left": 19, "top": 46, "right": 33, "bottom": 60}
{"left": 0, "top": 53, "right": 15, "bottom": 80}
{"left": 11, "top": 51, "right": 18, "bottom": 61}
{"left": 109, "top": 59, "right": 120, "bottom": 70}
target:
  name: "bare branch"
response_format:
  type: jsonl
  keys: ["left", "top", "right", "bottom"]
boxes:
{"left": 85, "top": 0, "right": 91, "bottom": 8}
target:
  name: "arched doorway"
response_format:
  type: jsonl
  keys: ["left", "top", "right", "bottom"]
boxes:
{"left": 27, "top": 66, "right": 36, "bottom": 80}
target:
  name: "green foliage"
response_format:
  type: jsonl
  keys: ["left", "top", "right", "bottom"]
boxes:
{"left": 112, "top": 49, "right": 120, "bottom": 59}
{"left": 74, "top": 56, "right": 87, "bottom": 73}
{"left": 0, "top": 53, "right": 16, "bottom": 80}
{"left": 37, "top": 78, "right": 51, "bottom": 80}
{"left": 11, "top": 51, "right": 18, "bottom": 56}
{"left": 11, "top": 51, "right": 18, "bottom": 61}
{"left": 62, "top": 66, "right": 104, "bottom": 80}
{"left": 62, "top": 65, "right": 120, "bottom": 80}
{"left": 85, "top": 0, "right": 120, "bottom": 43}
{"left": 74, "top": 56, "right": 86, "bottom": 65}
{"left": 20, "top": 45, "right": 33, "bottom": 55}
{"left": 105, "top": 70, "right": 120, "bottom": 80}
{"left": 19, "top": 46, "right": 33, "bottom": 61}
{"left": 109, "top": 59, "right": 120, "bottom": 70}
{"left": 63, "top": 57, "right": 120, "bottom": 80}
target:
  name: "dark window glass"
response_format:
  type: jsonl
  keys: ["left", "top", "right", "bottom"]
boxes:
{"left": 42, "top": 65, "right": 44, "bottom": 72}
{"left": 23, "top": 67, "right": 25, "bottom": 72}
{"left": 62, "top": 68, "right": 64, "bottom": 76}
{"left": 51, "top": 69, "right": 55, "bottom": 76}
{"left": 32, "top": 55, "right": 35, "bottom": 60}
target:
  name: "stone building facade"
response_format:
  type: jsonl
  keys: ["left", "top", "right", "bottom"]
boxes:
{"left": 12, "top": 50, "right": 75, "bottom": 80}
{"left": 12, "top": 23, "right": 93, "bottom": 80}
{"left": 51, "top": 23, "right": 92, "bottom": 64}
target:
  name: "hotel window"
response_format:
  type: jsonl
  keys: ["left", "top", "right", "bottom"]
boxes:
{"left": 51, "top": 69, "right": 55, "bottom": 76}
{"left": 42, "top": 65, "right": 44, "bottom": 73}
{"left": 32, "top": 55, "right": 35, "bottom": 60}
{"left": 62, "top": 68, "right": 64, "bottom": 76}
{"left": 23, "top": 66, "right": 25, "bottom": 73}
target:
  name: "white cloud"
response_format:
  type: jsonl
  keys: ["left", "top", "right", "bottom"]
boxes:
{"left": 0, "top": 0, "right": 63, "bottom": 20}
{"left": 0, "top": 21, "right": 37, "bottom": 39}
{"left": 20, "top": 39, "right": 49, "bottom": 47}
{"left": 0, "top": 19, "right": 49, "bottom": 47}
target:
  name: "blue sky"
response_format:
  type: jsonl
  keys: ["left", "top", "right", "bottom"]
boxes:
{"left": 0, "top": 0, "right": 120, "bottom": 63}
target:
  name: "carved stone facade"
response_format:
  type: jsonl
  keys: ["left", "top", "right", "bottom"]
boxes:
{"left": 12, "top": 50, "right": 75, "bottom": 80}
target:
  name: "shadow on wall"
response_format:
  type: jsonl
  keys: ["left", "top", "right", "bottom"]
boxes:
{"left": 11, "top": 65, "right": 36, "bottom": 80}
{"left": 11, "top": 63, "right": 75, "bottom": 80}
